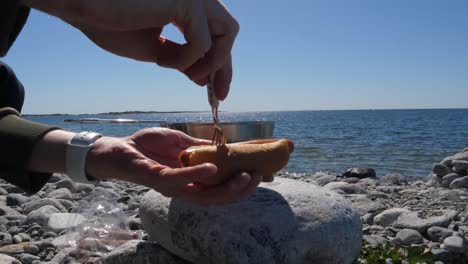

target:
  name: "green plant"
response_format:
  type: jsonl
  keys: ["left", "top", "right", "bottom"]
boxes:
{"left": 354, "top": 242, "right": 435, "bottom": 264}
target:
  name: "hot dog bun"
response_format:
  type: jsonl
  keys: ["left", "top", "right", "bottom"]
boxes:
{"left": 178, "top": 139, "right": 294, "bottom": 186}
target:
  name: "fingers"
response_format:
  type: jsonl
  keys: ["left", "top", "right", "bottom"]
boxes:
{"left": 169, "top": 2, "right": 212, "bottom": 71}
{"left": 213, "top": 56, "right": 232, "bottom": 100}
{"left": 158, "top": 163, "right": 217, "bottom": 185}
{"left": 184, "top": 33, "right": 236, "bottom": 99}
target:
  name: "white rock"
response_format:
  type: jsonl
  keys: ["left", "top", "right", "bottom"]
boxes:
{"left": 323, "top": 182, "right": 367, "bottom": 194}
{"left": 23, "top": 198, "right": 67, "bottom": 214}
{"left": 140, "top": 178, "right": 362, "bottom": 264}
{"left": 373, "top": 208, "right": 411, "bottom": 227}
{"left": 0, "top": 253, "right": 21, "bottom": 264}
{"left": 46, "top": 213, "right": 86, "bottom": 233}
{"left": 46, "top": 188, "right": 73, "bottom": 201}
{"left": 393, "top": 229, "right": 424, "bottom": 246}
{"left": 393, "top": 210, "right": 457, "bottom": 233}
{"left": 442, "top": 236, "right": 467, "bottom": 253}
{"left": 25, "top": 205, "right": 61, "bottom": 226}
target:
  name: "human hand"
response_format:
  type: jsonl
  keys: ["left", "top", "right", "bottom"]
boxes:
{"left": 85, "top": 128, "right": 263, "bottom": 205}
{"left": 24, "top": 0, "right": 239, "bottom": 100}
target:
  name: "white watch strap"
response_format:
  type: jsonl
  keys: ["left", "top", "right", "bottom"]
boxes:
{"left": 66, "top": 131, "right": 102, "bottom": 183}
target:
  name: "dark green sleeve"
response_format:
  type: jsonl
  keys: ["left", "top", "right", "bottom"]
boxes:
{"left": 0, "top": 113, "right": 60, "bottom": 193}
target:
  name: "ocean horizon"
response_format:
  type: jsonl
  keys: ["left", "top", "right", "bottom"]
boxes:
{"left": 26, "top": 108, "right": 468, "bottom": 179}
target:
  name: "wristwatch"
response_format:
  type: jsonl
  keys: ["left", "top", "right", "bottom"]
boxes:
{"left": 66, "top": 131, "right": 102, "bottom": 183}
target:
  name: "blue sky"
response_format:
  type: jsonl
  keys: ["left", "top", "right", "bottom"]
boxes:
{"left": 3, "top": 0, "right": 468, "bottom": 114}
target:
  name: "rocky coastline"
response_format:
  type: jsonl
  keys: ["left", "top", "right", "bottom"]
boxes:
{"left": 1, "top": 150, "right": 467, "bottom": 264}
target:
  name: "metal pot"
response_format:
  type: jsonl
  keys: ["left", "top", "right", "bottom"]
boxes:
{"left": 163, "top": 121, "right": 275, "bottom": 143}
{"left": 64, "top": 118, "right": 275, "bottom": 143}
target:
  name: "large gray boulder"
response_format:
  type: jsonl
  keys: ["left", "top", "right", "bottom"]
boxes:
{"left": 140, "top": 178, "right": 362, "bottom": 264}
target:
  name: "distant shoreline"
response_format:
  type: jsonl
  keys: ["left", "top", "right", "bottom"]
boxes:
{"left": 23, "top": 110, "right": 209, "bottom": 117}
{"left": 22, "top": 108, "right": 468, "bottom": 117}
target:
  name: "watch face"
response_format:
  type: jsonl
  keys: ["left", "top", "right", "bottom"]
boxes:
{"left": 70, "top": 132, "right": 102, "bottom": 146}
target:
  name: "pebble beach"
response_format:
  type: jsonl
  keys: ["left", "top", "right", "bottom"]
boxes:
{"left": 0, "top": 148, "right": 467, "bottom": 263}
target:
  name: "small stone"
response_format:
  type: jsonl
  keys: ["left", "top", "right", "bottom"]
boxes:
{"left": 127, "top": 215, "right": 143, "bottom": 230}
{"left": 394, "top": 210, "right": 456, "bottom": 233}
{"left": 314, "top": 174, "right": 337, "bottom": 186}
{"left": 2, "top": 186, "right": 24, "bottom": 194}
{"left": 375, "top": 186, "right": 403, "bottom": 193}
{"left": 341, "top": 177, "right": 360, "bottom": 184}
{"left": 17, "top": 233, "right": 30, "bottom": 242}
{"left": 23, "top": 198, "right": 67, "bottom": 214}
{"left": 46, "top": 213, "right": 86, "bottom": 233}
{"left": 361, "top": 213, "right": 374, "bottom": 225}
{"left": 49, "top": 248, "right": 74, "bottom": 263}
{"left": 20, "top": 253, "right": 40, "bottom": 264}
{"left": 0, "top": 253, "right": 21, "bottom": 264}
{"left": 431, "top": 248, "right": 453, "bottom": 263}
{"left": 0, "top": 205, "right": 21, "bottom": 216}
{"left": 343, "top": 168, "right": 376, "bottom": 179}
{"left": 380, "top": 174, "right": 408, "bottom": 186}
{"left": 433, "top": 163, "right": 451, "bottom": 177}
{"left": 452, "top": 160, "right": 468, "bottom": 174}
{"left": 117, "top": 196, "right": 130, "bottom": 203}
{"left": 55, "top": 178, "right": 76, "bottom": 193}
{"left": 97, "top": 181, "right": 115, "bottom": 189}
{"left": 46, "top": 188, "right": 73, "bottom": 201}
{"left": 32, "top": 240, "right": 55, "bottom": 251}
{"left": 127, "top": 197, "right": 141, "bottom": 211}
{"left": 6, "top": 193, "right": 31, "bottom": 207}
{"left": 374, "top": 208, "right": 411, "bottom": 227}
{"left": 74, "top": 183, "right": 95, "bottom": 193}
{"left": 0, "top": 242, "right": 29, "bottom": 255}
{"left": 367, "top": 191, "right": 389, "bottom": 199}
{"left": 442, "top": 152, "right": 468, "bottom": 166}
{"left": 43, "top": 232, "right": 58, "bottom": 239}
{"left": 393, "top": 229, "right": 424, "bottom": 246}
{"left": 450, "top": 176, "right": 468, "bottom": 189}
{"left": 8, "top": 226, "right": 20, "bottom": 236}
{"left": 427, "top": 226, "right": 454, "bottom": 242}
{"left": 56, "top": 199, "right": 75, "bottom": 211}
{"left": 443, "top": 236, "right": 467, "bottom": 253}
{"left": 12, "top": 235, "right": 22, "bottom": 244}
{"left": 441, "top": 173, "right": 463, "bottom": 188}
{"left": 0, "top": 233, "right": 12, "bottom": 247}
{"left": 24, "top": 244, "right": 40, "bottom": 255}
{"left": 349, "top": 197, "right": 386, "bottom": 215}
{"left": 363, "top": 235, "right": 387, "bottom": 248}
{"left": 25, "top": 205, "right": 61, "bottom": 226}
{"left": 324, "top": 182, "right": 367, "bottom": 194}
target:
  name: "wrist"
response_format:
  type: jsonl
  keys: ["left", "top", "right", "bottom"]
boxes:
{"left": 85, "top": 136, "right": 118, "bottom": 181}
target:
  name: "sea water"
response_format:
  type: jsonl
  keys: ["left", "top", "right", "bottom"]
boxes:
{"left": 27, "top": 109, "right": 468, "bottom": 178}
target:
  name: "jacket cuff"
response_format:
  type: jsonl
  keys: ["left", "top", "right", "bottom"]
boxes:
{"left": 0, "top": 114, "right": 61, "bottom": 193}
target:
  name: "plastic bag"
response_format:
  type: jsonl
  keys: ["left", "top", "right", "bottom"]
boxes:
{"left": 65, "top": 189, "right": 142, "bottom": 255}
